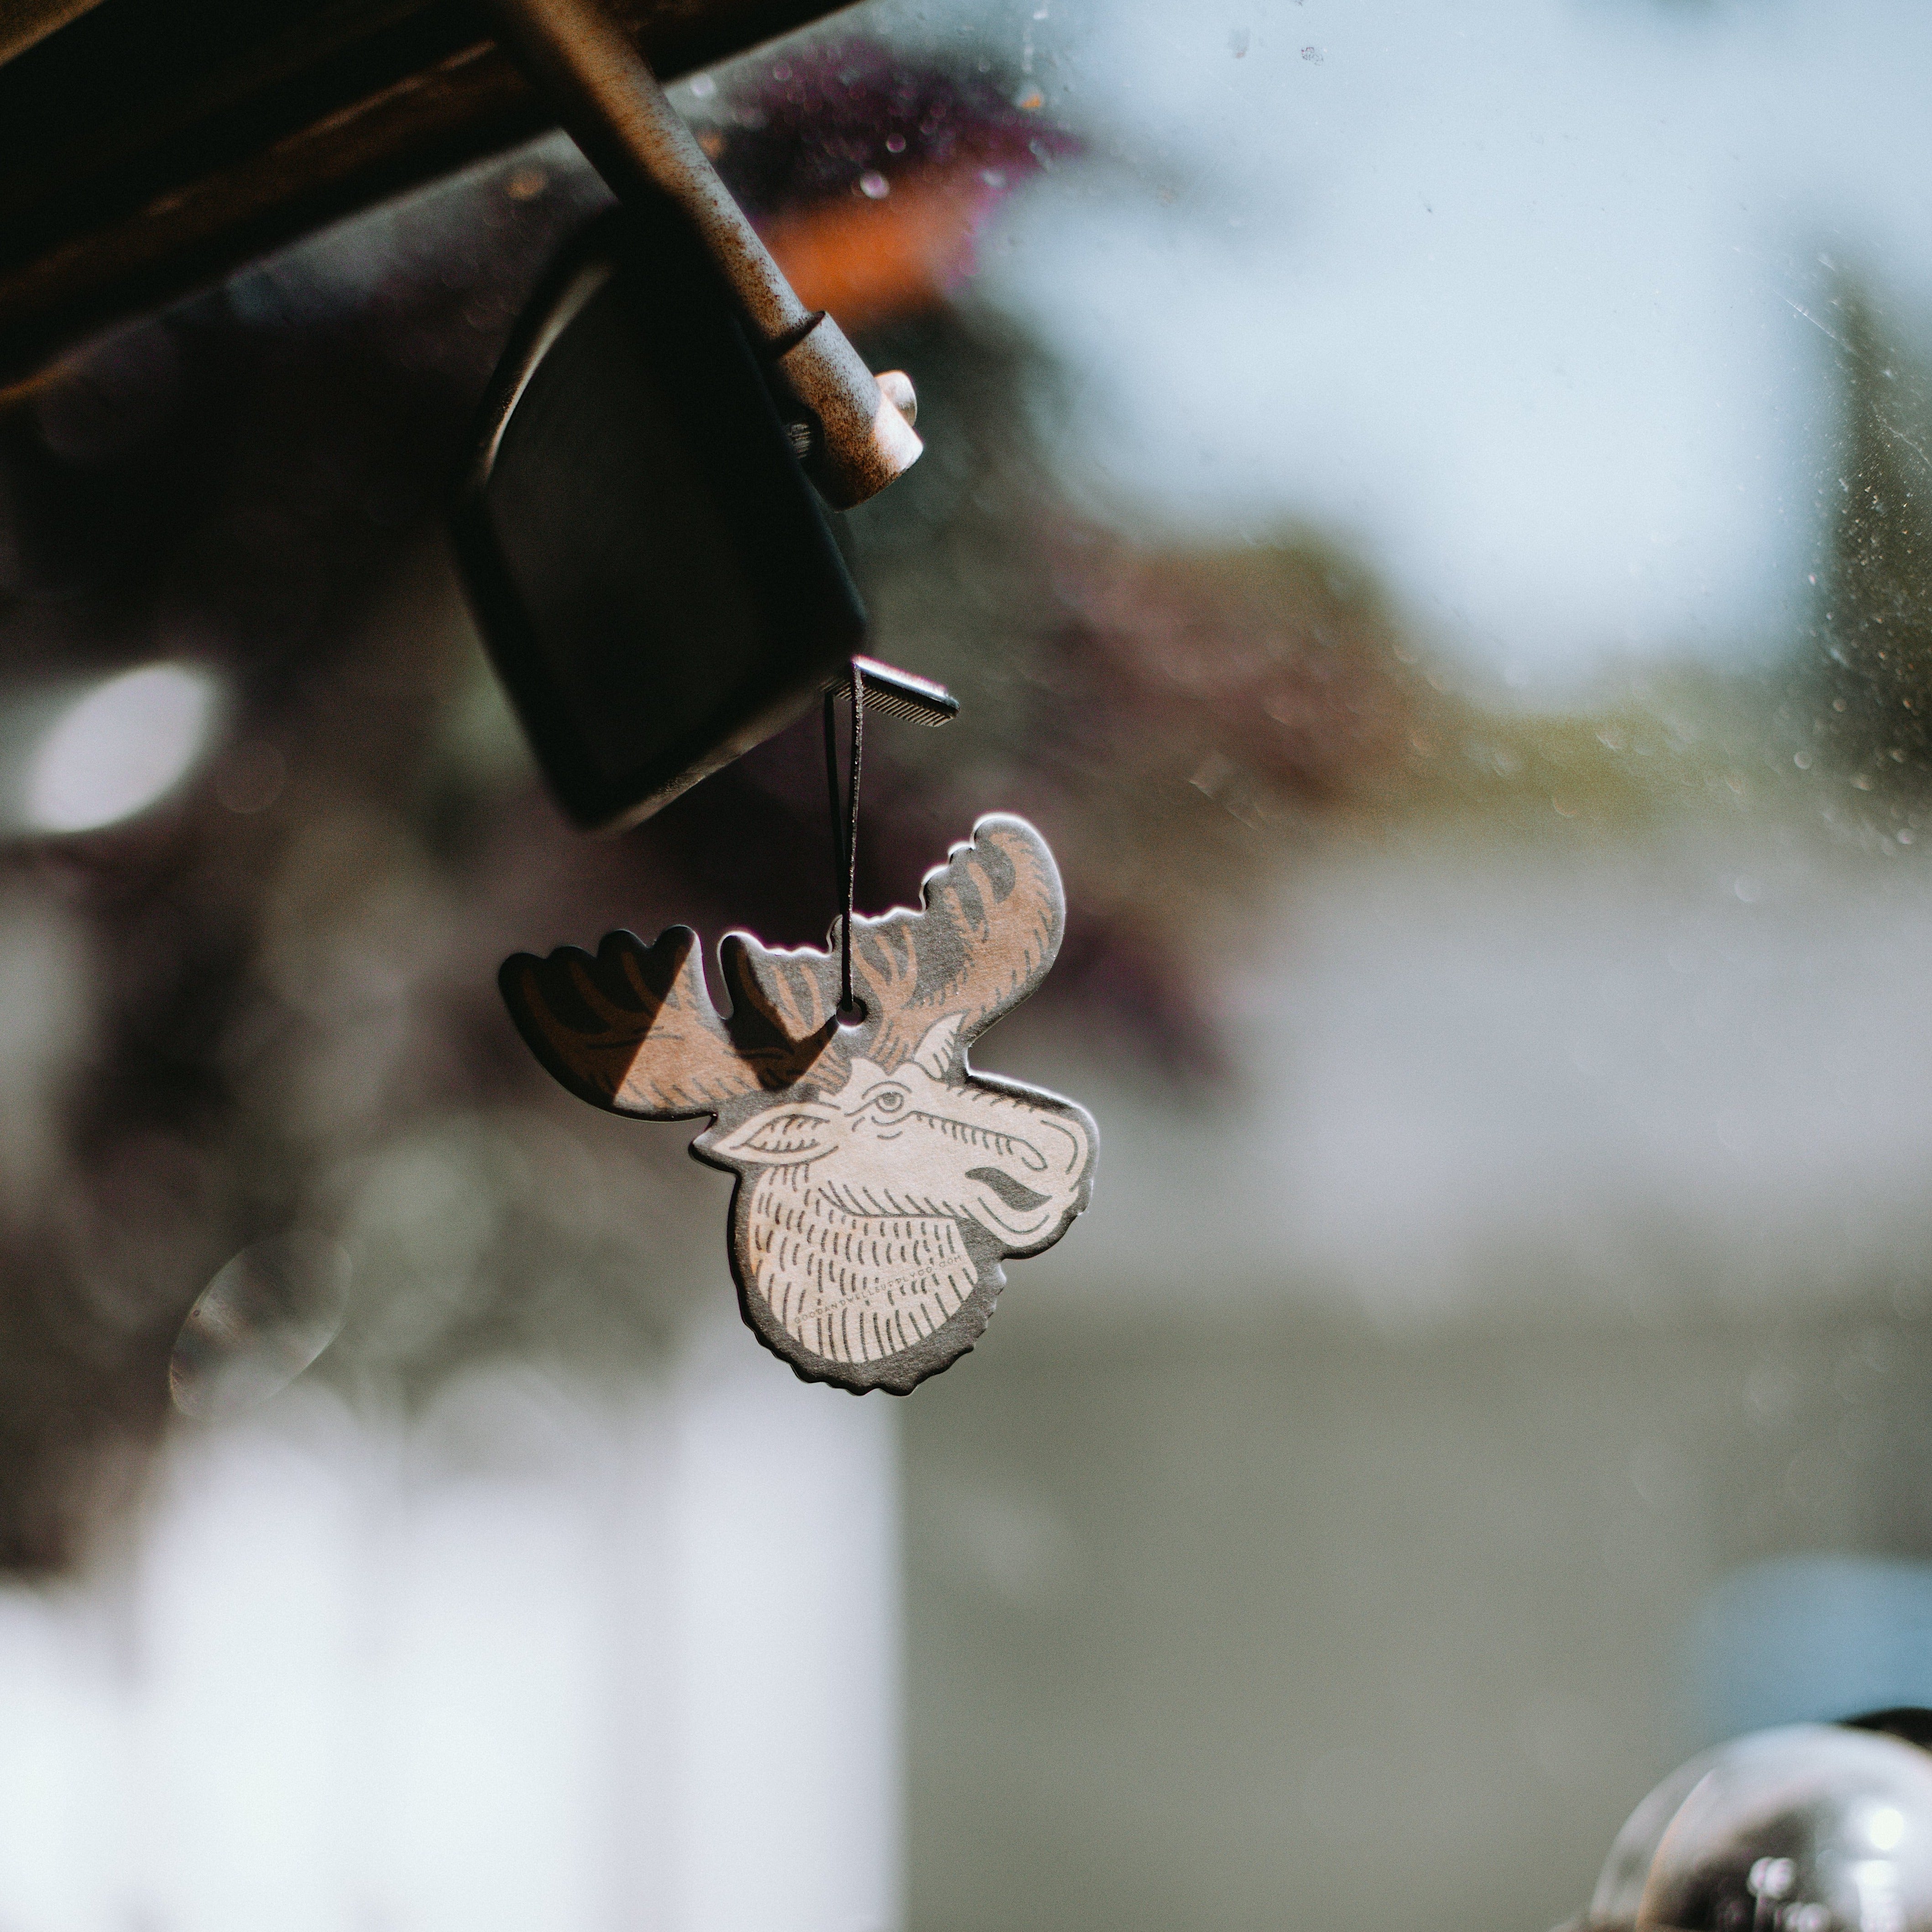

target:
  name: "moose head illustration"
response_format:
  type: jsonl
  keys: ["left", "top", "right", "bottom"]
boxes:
{"left": 500, "top": 815, "right": 1098, "bottom": 1392}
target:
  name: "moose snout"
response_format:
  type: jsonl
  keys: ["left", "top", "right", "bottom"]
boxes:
{"left": 958, "top": 1106, "right": 1092, "bottom": 1243}
{"left": 1031, "top": 1110, "right": 1090, "bottom": 1187}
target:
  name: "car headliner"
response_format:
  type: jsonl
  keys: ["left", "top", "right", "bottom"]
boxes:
{"left": 0, "top": 0, "right": 855, "bottom": 393}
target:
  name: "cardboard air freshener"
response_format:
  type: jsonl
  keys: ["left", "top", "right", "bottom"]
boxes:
{"left": 500, "top": 815, "right": 1098, "bottom": 1393}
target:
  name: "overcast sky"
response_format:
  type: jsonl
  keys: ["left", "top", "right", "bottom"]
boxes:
{"left": 888, "top": 0, "right": 1932, "bottom": 690}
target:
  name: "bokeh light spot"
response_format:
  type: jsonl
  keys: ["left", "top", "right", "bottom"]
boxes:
{"left": 26, "top": 663, "right": 219, "bottom": 833}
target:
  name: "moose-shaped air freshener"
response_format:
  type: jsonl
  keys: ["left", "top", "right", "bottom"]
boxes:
{"left": 500, "top": 816, "right": 1098, "bottom": 1392}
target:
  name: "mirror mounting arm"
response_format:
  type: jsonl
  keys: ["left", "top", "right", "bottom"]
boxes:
{"left": 483, "top": 0, "right": 923, "bottom": 509}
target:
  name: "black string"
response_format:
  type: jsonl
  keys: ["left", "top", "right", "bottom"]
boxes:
{"left": 822, "top": 660, "right": 865, "bottom": 1016}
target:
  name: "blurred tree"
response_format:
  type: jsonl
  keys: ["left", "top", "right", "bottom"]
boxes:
{"left": 1817, "top": 287, "right": 1932, "bottom": 791}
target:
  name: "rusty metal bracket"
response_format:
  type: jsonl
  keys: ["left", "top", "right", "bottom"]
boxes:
{"left": 483, "top": 0, "right": 921, "bottom": 510}
{"left": 835, "top": 656, "right": 958, "bottom": 728}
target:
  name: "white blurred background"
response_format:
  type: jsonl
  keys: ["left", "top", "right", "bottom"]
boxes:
{"left": 0, "top": 1328, "right": 898, "bottom": 1932}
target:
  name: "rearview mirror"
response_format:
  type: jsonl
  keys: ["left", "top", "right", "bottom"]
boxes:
{"left": 451, "top": 205, "right": 867, "bottom": 833}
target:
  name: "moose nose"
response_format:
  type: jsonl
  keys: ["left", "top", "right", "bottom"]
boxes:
{"left": 1037, "top": 1112, "right": 1090, "bottom": 1185}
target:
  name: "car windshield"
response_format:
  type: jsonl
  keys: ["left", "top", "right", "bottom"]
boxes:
{"left": 1, "top": 3, "right": 1932, "bottom": 1930}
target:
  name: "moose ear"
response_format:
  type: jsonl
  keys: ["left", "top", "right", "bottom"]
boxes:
{"left": 707, "top": 1102, "right": 842, "bottom": 1165}
{"left": 908, "top": 1014, "right": 964, "bottom": 1079}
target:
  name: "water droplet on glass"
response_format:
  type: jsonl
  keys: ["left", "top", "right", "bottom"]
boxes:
{"left": 170, "top": 1233, "right": 352, "bottom": 1421}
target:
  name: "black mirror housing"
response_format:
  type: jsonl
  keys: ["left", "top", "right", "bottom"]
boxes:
{"left": 452, "top": 204, "right": 867, "bottom": 833}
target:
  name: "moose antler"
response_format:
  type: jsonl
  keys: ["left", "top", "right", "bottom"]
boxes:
{"left": 500, "top": 925, "right": 832, "bottom": 1117}
{"left": 719, "top": 815, "right": 1065, "bottom": 1079}
{"left": 866, "top": 812, "right": 1064, "bottom": 1069}
{"left": 502, "top": 818, "right": 1064, "bottom": 1114}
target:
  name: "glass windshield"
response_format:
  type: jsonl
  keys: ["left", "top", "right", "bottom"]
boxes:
{"left": 1, "top": 3, "right": 1931, "bottom": 1930}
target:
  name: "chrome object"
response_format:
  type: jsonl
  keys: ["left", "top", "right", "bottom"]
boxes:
{"left": 1581, "top": 1724, "right": 1932, "bottom": 1932}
